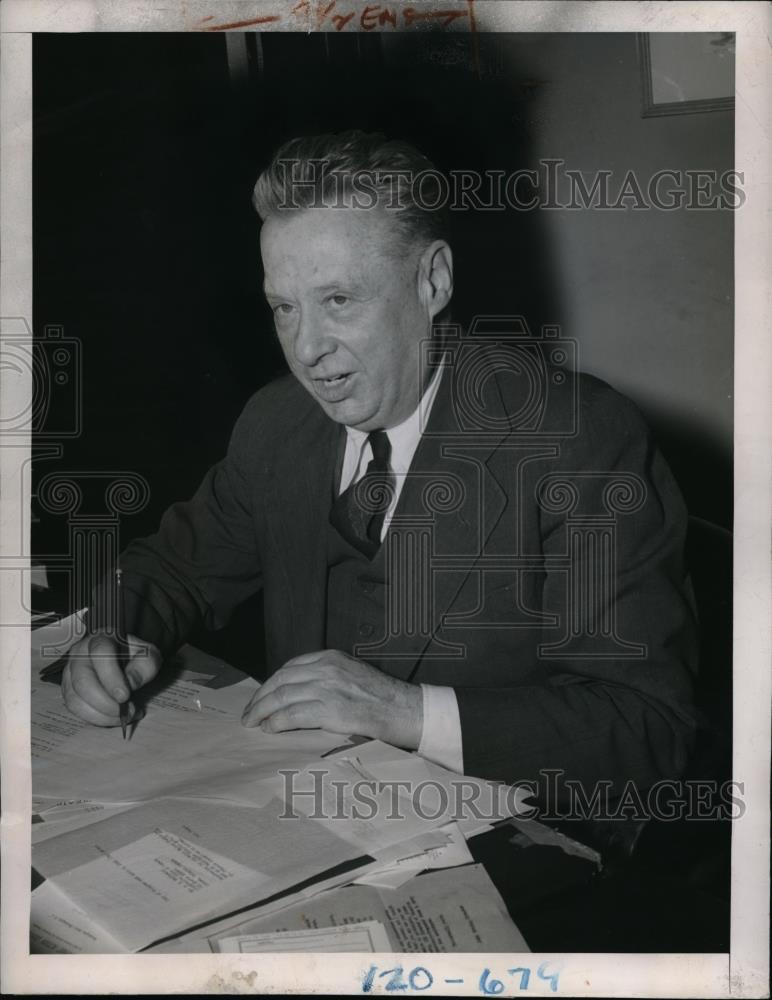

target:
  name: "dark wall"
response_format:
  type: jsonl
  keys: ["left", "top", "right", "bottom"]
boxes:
{"left": 34, "top": 33, "right": 281, "bottom": 547}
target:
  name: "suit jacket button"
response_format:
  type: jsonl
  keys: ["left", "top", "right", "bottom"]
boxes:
{"left": 360, "top": 580, "right": 375, "bottom": 595}
{"left": 358, "top": 622, "right": 374, "bottom": 637}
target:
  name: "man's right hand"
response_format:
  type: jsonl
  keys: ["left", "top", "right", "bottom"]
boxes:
{"left": 61, "top": 632, "right": 162, "bottom": 726}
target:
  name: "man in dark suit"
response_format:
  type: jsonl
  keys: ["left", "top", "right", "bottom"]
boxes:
{"left": 62, "top": 131, "right": 698, "bottom": 797}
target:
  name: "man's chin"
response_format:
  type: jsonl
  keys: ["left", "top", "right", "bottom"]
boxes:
{"left": 321, "top": 399, "right": 376, "bottom": 429}
{"left": 314, "top": 391, "right": 375, "bottom": 430}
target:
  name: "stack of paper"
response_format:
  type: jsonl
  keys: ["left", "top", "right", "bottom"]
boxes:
{"left": 31, "top": 645, "right": 532, "bottom": 954}
{"left": 32, "top": 673, "right": 343, "bottom": 809}
{"left": 202, "top": 863, "right": 530, "bottom": 954}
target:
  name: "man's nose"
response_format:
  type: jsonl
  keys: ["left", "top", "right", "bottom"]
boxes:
{"left": 293, "top": 310, "right": 333, "bottom": 368}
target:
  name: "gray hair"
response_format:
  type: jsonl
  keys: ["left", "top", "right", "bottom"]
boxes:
{"left": 253, "top": 130, "right": 451, "bottom": 253}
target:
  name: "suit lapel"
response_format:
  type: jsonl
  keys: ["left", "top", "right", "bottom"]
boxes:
{"left": 374, "top": 354, "right": 513, "bottom": 680}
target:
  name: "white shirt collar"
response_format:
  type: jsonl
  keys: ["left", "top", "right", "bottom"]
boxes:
{"left": 344, "top": 364, "right": 443, "bottom": 476}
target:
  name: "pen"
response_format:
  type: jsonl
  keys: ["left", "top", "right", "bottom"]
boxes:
{"left": 116, "top": 567, "right": 131, "bottom": 739}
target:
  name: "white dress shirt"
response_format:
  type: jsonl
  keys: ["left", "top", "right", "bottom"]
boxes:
{"left": 337, "top": 368, "right": 464, "bottom": 774}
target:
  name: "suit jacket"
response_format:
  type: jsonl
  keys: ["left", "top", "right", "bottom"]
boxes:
{"left": 113, "top": 339, "right": 698, "bottom": 794}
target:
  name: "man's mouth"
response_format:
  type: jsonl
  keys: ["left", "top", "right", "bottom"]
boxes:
{"left": 310, "top": 371, "right": 355, "bottom": 402}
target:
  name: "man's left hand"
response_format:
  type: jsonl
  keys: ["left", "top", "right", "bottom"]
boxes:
{"left": 240, "top": 650, "right": 423, "bottom": 750}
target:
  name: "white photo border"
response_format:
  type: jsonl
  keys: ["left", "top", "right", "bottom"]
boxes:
{"left": 1, "top": 2, "right": 769, "bottom": 996}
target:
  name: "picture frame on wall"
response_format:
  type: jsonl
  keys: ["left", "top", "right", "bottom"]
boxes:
{"left": 638, "top": 32, "right": 735, "bottom": 117}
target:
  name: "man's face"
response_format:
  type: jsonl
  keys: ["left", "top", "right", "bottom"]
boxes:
{"left": 260, "top": 207, "right": 432, "bottom": 431}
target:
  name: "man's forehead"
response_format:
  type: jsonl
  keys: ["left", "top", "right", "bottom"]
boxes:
{"left": 261, "top": 208, "right": 413, "bottom": 287}
{"left": 261, "top": 206, "right": 408, "bottom": 257}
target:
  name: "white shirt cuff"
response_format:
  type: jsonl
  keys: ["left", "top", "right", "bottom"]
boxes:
{"left": 417, "top": 684, "right": 464, "bottom": 774}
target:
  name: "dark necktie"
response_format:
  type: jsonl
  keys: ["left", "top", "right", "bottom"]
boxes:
{"left": 329, "top": 429, "right": 394, "bottom": 558}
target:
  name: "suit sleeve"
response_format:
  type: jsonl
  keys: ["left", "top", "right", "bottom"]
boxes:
{"left": 454, "top": 386, "right": 700, "bottom": 798}
{"left": 89, "top": 394, "right": 264, "bottom": 659}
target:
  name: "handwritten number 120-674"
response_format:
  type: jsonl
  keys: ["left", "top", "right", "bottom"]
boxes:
{"left": 361, "top": 963, "right": 561, "bottom": 993}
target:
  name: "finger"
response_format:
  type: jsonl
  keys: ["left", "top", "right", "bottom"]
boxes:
{"left": 258, "top": 700, "right": 325, "bottom": 734}
{"left": 61, "top": 667, "right": 138, "bottom": 727}
{"left": 124, "top": 634, "right": 161, "bottom": 691}
{"left": 282, "top": 650, "right": 328, "bottom": 667}
{"left": 242, "top": 662, "right": 326, "bottom": 714}
{"left": 62, "top": 665, "right": 115, "bottom": 724}
{"left": 67, "top": 656, "right": 126, "bottom": 718}
{"left": 241, "top": 681, "right": 320, "bottom": 727}
{"left": 86, "top": 633, "right": 131, "bottom": 703}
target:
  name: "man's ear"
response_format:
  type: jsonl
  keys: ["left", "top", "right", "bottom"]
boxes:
{"left": 417, "top": 240, "right": 454, "bottom": 320}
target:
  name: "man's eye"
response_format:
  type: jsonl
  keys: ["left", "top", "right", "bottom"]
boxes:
{"left": 329, "top": 294, "right": 348, "bottom": 307}
{"left": 273, "top": 303, "right": 294, "bottom": 317}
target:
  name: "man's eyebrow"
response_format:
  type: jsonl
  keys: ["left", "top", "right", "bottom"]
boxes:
{"left": 264, "top": 281, "right": 365, "bottom": 299}
{"left": 314, "top": 282, "right": 358, "bottom": 295}
{"left": 263, "top": 284, "right": 293, "bottom": 300}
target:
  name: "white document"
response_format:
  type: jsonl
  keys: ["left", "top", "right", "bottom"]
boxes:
{"left": 351, "top": 866, "right": 418, "bottom": 891}
{"left": 31, "top": 794, "right": 372, "bottom": 952}
{"left": 327, "top": 740, "right": 531, "bottom": 827}
{"left": 34, "top": 829, "right": 272, "bottom": 953}
{"left": 147, "top": 827, "right": 454, "bottom": 954}
{"left": 32, "top": 673, "right": 345, "bottom": 809}
{"left": 209, "top": 863, "right": 529, "bottom": 954}
{"left": 30, "top": 879, "right": 128, "bottom": 955}
{"left": 353, "top": 821, "right": 473, "bottom": 889}
{"left": 218, "top": 920, "right": 392, "bottom": 953}
{"left": 455, "top": 818, "right": 496, "bottom": 838}
{"left": 32, "top": 800, "right": 136, "bottom": 844}
{"left": 277, "top": 755, "right": 471, "bottom": 856}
